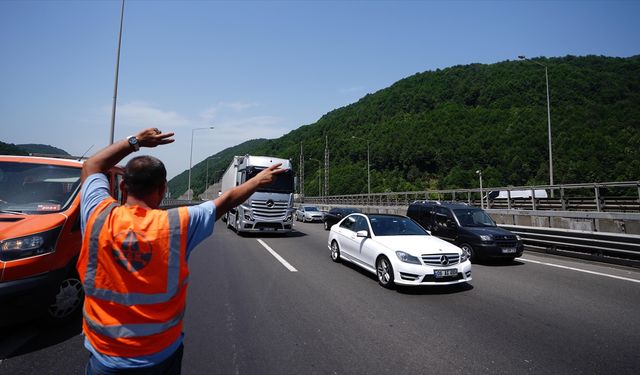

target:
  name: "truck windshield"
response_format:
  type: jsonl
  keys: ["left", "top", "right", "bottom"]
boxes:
{"left": 452, "top": 208, "right": 496, "bottom": 227}
{"left": 0, "top": 162, "right": 81, "bottom": 214}
{"left": 245, "top": 166, "right": 294, "bottom": 194}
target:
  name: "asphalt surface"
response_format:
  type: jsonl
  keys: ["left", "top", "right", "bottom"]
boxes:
{"left": 1, "top": 221, "right": 639, "bottom": 374}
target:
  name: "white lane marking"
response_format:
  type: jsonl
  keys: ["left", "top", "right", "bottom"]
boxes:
{"left": 520, "top": 257, "right": 640, "bottom": 284}
{"left": 256, "top": 239, "right": 298, "bottom": 272}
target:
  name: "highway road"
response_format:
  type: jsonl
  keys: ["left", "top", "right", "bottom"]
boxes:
{"left": 1, "top": 221, "right": 639, "bottom": 374}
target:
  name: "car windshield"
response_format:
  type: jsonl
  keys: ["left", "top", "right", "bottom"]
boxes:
{"left": 369, "top": 215, "right": 428, "bottom": 236}
{"left": 246, "top": 166, "right": 294, "bottom": 194}
{"left": 0, "top": 161, "right": 81, "bottom": 214}
{"left": 304, "top": 206, "right": 319, "bottom": 211}
{"left": 453, "top": 208, "right": 496, "bottom": 227}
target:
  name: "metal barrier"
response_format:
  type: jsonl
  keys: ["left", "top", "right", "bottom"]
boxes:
{"left": 501, "top": 224, "right": 640, "bottom": 268}
{"left": 302, "top": 181, "right": 640, "bottom": 213}
{"left": 160, "top": 199, "right": 198, "bottom": 209}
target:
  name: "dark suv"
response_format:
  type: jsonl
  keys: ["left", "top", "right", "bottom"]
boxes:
{"left": 406, "top": 201, "right": 523, "bottom": 262}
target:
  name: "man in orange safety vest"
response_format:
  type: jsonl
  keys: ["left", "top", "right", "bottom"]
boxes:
{"left": 77, "top": 127, "right": 285, "bottom": 374}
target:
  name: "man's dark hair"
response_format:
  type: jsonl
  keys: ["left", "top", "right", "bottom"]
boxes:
{"left": 123, "top": 156, "right": 167, "bottom": 198}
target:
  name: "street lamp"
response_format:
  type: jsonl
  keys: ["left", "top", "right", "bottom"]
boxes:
{"left": 518, "top": 55, "right": 554, "bottom": 193}
{"left": 351, "top": 136, "right": 370, "bottom": 196}
{"left": 309, "top": 158, "right": 322, "bottom": 197}
{"left": 188, "top": 126, "right": 214, "bottom": 200}
{"left": 476, "top": 170, "right": 484, "bottom": 209}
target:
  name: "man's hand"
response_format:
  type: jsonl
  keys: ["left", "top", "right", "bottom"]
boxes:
{"left": 81, "top": 127, "right": 175, "bottom": 181}
{"left": 136, "top": 128, "right": 175, "bottom": 148}
{"left": 252, "top": 163, "right": 287, "bottom": 187}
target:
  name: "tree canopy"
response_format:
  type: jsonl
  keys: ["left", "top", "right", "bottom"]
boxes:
{"left": 170, "top": 55, "right": 640, "bottom": 197}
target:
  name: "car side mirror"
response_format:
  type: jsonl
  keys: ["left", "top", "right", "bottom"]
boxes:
{"left": 356, "top": 230, "right": 369, "bottom": 238}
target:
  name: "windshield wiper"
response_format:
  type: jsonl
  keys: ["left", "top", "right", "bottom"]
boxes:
{"left": 0, "top": 209, "right": 26, "bottom": 215}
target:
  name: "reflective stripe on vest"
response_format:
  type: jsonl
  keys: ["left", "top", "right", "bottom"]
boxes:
{"left": 84, "top": 205, "right": 183, "bottom": 306}
{"left": 83, "top": 307, "right": 185, "bottom": 339}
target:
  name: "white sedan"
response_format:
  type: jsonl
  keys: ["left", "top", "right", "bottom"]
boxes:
{"left": 327, "top": 213, "right": 472, "bottom": 288}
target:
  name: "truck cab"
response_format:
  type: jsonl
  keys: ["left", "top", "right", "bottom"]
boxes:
{"left": 222, "top": 155, "right": 295, "bottom": 233}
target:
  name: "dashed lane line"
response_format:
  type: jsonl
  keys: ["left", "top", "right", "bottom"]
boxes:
{"left": 520, "top": 257, "right": 640, "bottom": 284}
{"left": 256, "top": 239, "right": 298, "bottom": 272}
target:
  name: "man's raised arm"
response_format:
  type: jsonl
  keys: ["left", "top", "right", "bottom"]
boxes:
{"left": 81, "top": 128, "right": 175, "bottom": 182}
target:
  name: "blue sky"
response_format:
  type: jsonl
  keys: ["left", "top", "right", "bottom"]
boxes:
{"left": 1, "top": 0, "right": 639, "bottom": 179}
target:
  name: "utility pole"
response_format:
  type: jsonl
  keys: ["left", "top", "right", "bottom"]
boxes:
{"left": 324, "top": 135, "right": 329, "bottom": 201}
{"left": 299, "top": 142, "right": 304, "bottom": 198}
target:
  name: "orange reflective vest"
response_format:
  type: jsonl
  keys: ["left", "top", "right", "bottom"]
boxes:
{"left": 77, "top": 198, "right": 190, "bottom": 357}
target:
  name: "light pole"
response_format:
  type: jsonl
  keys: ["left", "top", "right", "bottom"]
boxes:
{"left": 309, "top": 158, "right": 322, "bottom": 197}
{"left": 476, "top": 170, "right": 483, "bottom": 209}
{"left": 518, "top": 55, "right": 554, "bottom": 193}
{"left": 188, "top": 127, "right": 214, "bottom": 200}
{"left": 351, "top": 136, "right": 370, "bottom": 196}
{"left": 109, "top": 0, "right": 125, "bottom": 144}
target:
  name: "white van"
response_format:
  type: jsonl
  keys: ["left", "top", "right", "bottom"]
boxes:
{"left": 488, "top": 189, "right": 548, "bottom": 199}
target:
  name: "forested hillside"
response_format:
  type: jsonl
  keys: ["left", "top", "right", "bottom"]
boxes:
{"left": 0, "top": 141, "right": 29, "bottom": 156}
{"left": 0, "top": 142, "right": 69, "bottom": 156}
{"left": 17, "top": 144, "right": 69, "bottom": 156}
{"left": 171, "top": 55, "right": 640, "bottom": 198}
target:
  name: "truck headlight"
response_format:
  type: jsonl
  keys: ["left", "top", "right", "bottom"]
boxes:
{"left": 395, "top": 251, "right": 421, "bottom": 265}
{"left": 0, "top": 226, "right": 62, "bottom": 261}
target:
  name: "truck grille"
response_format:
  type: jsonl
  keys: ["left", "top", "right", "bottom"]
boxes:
{"left": 421, "top": 253, "right": 461, "bottom": 266}
{"left": 251, "top": 200, "right": 289, "bottom": 220}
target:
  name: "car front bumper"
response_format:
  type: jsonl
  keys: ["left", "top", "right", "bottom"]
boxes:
{"left": 473, "top": 242, "right": 524, "bottom": 258}
{"left": 393, "top": 260, "right": 472, "bottom": 286}
{"left": 0, "top": 267, "right": 67, "bottom": 323}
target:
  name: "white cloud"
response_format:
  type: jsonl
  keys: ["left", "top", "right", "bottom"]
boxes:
{"left": 200, "top": 101, "right": 259, "bottom": 123}
{"left": 117, "top": 102, "right": 192, "bottom": 130}
{"left": 102, "top": 101, "right": 292, "bottom": 179}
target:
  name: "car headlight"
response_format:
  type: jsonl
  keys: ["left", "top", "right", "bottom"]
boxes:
{"left": 516, "top": 234, "right": 522, "bottom": 241}
{"left": 479, "top": 235, "right": 492, "bottom": 241}
{"left": 0, "top": 226, "right": 62, "bottom": 261}
{"left": 395, "top": 251, "right": 421, "bottom": 265}
{"left": 460, "top": 249, "right": 469, "bottom": 262}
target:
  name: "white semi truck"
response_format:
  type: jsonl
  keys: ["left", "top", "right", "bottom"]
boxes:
{"left": 221, "top": 155, "right": 295, "bottom": 233}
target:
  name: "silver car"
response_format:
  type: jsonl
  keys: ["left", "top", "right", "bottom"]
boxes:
{"left": 295, "top": 205, "right": 324, "bottom": 222}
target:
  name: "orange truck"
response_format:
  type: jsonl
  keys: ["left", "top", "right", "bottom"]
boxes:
{"left": 0, "top": 155, "right": 124, "bottom": 324}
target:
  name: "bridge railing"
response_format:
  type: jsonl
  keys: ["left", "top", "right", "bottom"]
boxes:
{"left": 301, "top": 180, "right": 640, "bottom": 213}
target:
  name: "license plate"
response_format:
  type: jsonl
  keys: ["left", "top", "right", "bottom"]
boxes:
{"left": 434, "top": 268, "right": 458, "bottom": 278}
{"left": 502, "top": 247, "right": 517, "bottom": 254}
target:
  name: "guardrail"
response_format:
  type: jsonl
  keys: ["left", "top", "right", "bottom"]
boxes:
{"left": 302, "top": 180, "right": 640, "bottom": 213}
{"left": 500, "top": 224, "right": 640, "bottom": 268}
{"left": 160, "top": 199, "right": 199, "bottom": 209}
